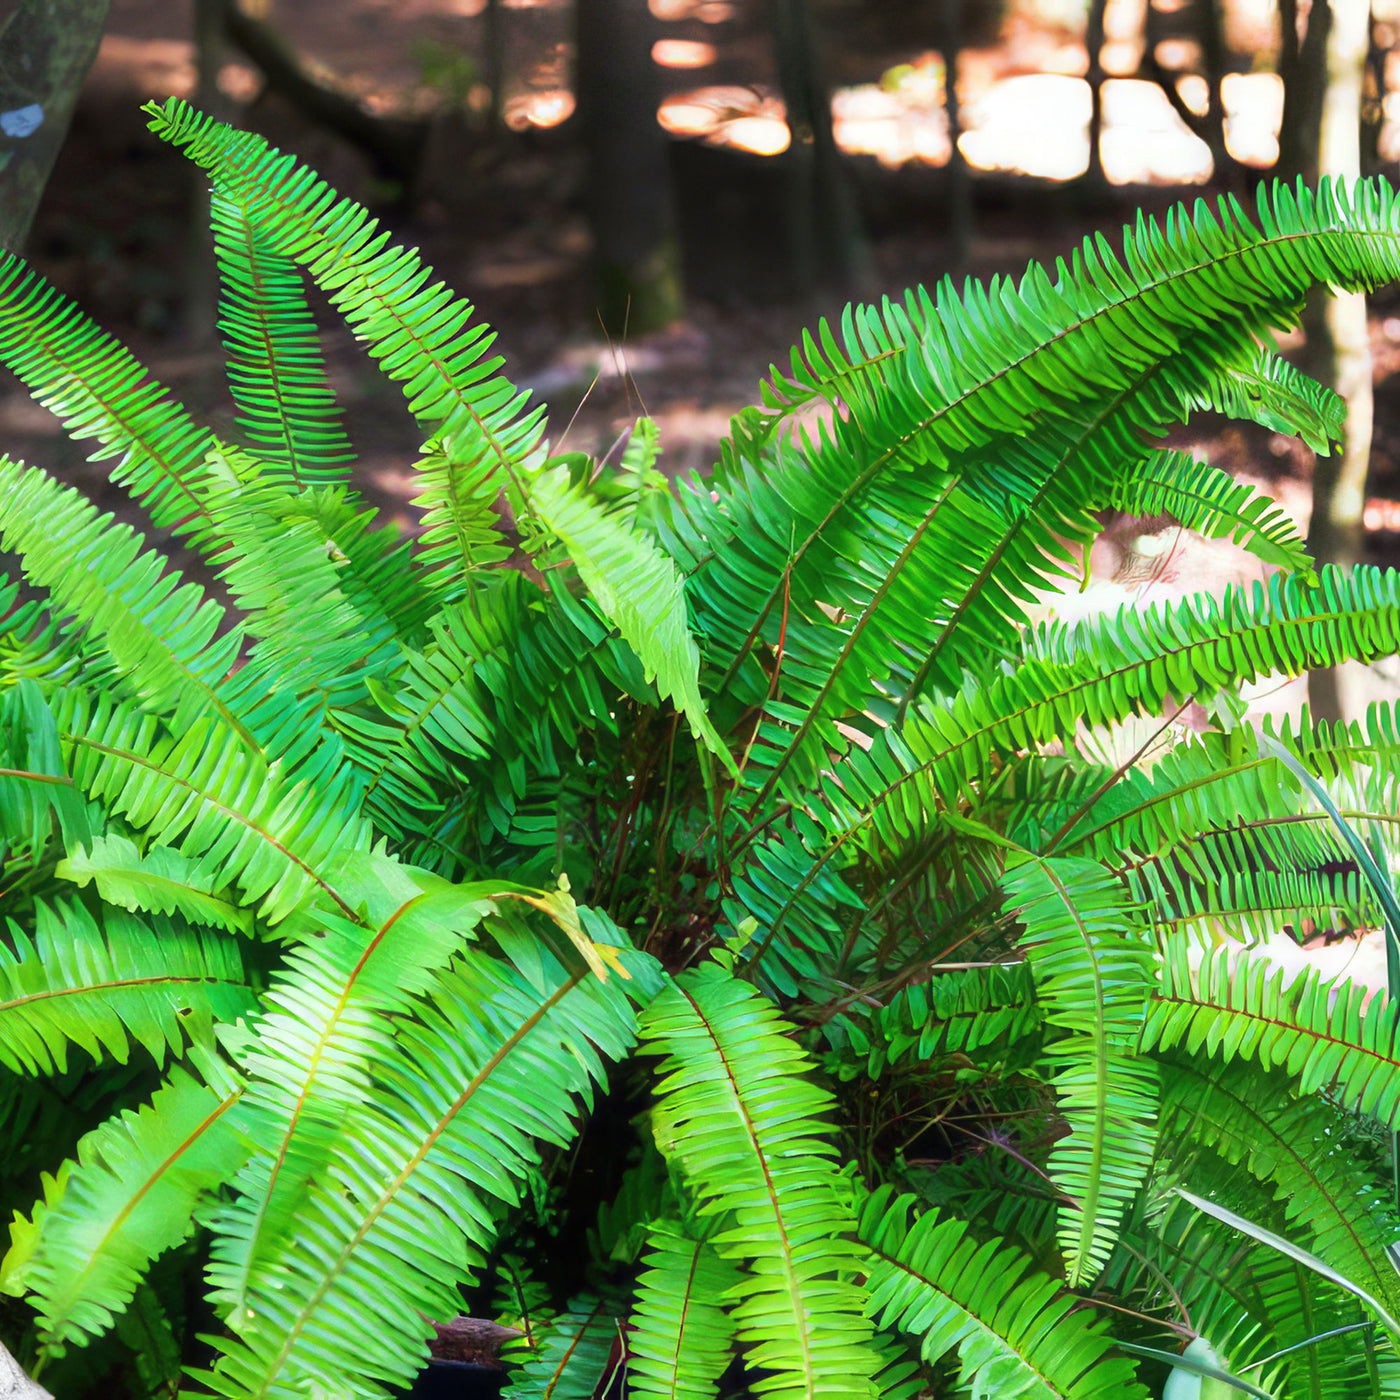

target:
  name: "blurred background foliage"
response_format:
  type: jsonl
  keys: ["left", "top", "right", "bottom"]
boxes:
{"left": 3, "top": 0, "right": 1400, "bottom": 720}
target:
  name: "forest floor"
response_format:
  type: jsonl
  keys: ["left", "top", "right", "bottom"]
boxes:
{"left": 4, "top": 0, "right": 1400, "bottom": 989}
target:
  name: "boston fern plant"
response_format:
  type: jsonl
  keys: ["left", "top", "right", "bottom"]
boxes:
{"left": 6, "top": 98, "right": 1400, "bottom": 1400}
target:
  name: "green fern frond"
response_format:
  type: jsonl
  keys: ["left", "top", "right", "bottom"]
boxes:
{"left": 0, "top": 253, "right": 222, "bottom": 551}
{"left": 57, "top": 691, "right": 371, "bottom": 926}
{"left": 677, "top": 179, "right": 1400, "bottom": 801}
{"left": 0, "top": 458, "right": 249, "bottom": 745}
{"left": 1108, "top": 449, "right": 1311, "bottom": 576}
{"left": 1159, "top": 1053, "right": 1400, "bottom": 1323}
{"left": 144, "top": 98, "right": 548, "bottom": 584}
{"left": 1138, "top": 861, "right": 1374, "bottom": 944}
{"left": 1003, "top": 856, "right": 1158, "bottom": 1284}
{"left": 0, "top": 899, "right": 255, "bottom": 1075}
{"left": 56, "top": 834, "right": 252, "bottom": 935}
{"left": 203, "top": 940, "right": 645, "bottom": 1400}
{"left": 1, "top": 1052, "right": 247, "bottom": 1356}
{"left": 349, "top": 573, "right": 630, "bottom": 845}
{"left": 727, "top": 571, "right": 1400, "bottom": 983}
{"left": 114, "top": 1282, "right": 183, "bottom": 1400}
{"left": 858, "top": 1184, "right": 1148, "bottom": 1400}
{"left": 641, "top": 964, "right": 884, "bottom": 1400}
{"left": 1201, "top": 343, "right": 1344, "bottom": 456}
{"left": 526, "top": 463, "right": 731, "bottom": 764}
{"left": 1060, "top": 706, "right": 1400, "bottom": 872}
{"left": 626, "top": 1219, "right": 738, "bottom": 1400}
{"left": 0, "top": 678, "right": 90, "bottom": 858}
{"left": 831, "top": 962, "right": 1040, "bottom": 1078}
{"left": 409, "top": 434, "right": 516, "bottom": 592}
{"left": 500, "top": 1291, "right": 620, "bottom": 1400}
{"left": 294, "top": 485, "right": 433, "bottom": 644}
{"left": 211, "top": 193, "right": 355, "bottom": 488}
{"left": 207, "top": 857, "right": 496, "bottom": 1315}
{"left": 1145, "top": 935, "right": 1400, "bottom": 1125}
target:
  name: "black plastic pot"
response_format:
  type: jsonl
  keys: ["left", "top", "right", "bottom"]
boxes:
{"left": 409, "top": 1359, "right": 507, "bottom": 1400}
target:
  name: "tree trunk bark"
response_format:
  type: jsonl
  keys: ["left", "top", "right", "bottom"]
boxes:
{"left": 1085, "top": 0, "right": 1107, "bottom": 189}
{"left": 767, "top": 0, "right": 869, "bottom": 297}
{"left": 1278, "top": 0, "right": 1332, "bottom": 185}
{"left": 0, "top": 0, "right": 110, "bottom": 254}
{"left": 1303, "top": 0, "right": 1373, "bottom": 722}
{"left": 1197, "top": 0, "right": 1230, "bottom": 182}
{"left": 575, "top": 0, "right": 683, "bottom": 335}
{"left": 941, "top": 0, "right": 972, "bottom": 268}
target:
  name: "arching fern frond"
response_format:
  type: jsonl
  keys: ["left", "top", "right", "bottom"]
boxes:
{"left": 56, "top": 691, "right": 370, "bottom": 927}
{"left": 0, "top": 459, "right": 248, "bottom": 746}
{"left": 830, "top": 962, "right": 1040, "bottom": 1079}
{"left": 56, "top": 834, "right": 252, "bottom": 935}
{"left": 526, "top": 463, "right": 730, "bottom": 764}
{"left": 0, "top": 1052, "right": 247, "bottom": 1357}
{"left": 1159, "top": 1053, "right": 1400, "bottom": 1324}
{"left": 641, "top": 964, "right": 884, "bottom": 1399}
{"left": 211, "top": 192, "right": 355, "bottom": 489}
{"left": 0, "top": 678, "right": 89, "bottom": 859}
{"left": 1201, "top": 342, "right": 1344, "bottom": 457}
{"left": 1108, "top": 448, "right": 1311, "bottom": 576}
{"left": 857, "top": 1184, "right": 1147, "bottom": 1400}
{"left": 204, "top": 940, "right": 644, "bottom": 1400}
{"left": 1145, "top": 936, "right": 1400, "bottom": 1126}
{"left": 627, "top": 1219, "right": 738, "bottom": 1400}
{"left": 0, "top": 900, "right": 254, "bottom": 1075}
{"left": 144, "top": 97, "right": 547, "bottom": 585}
{"left": 207, "top": 859, "right": 496, "bottom": 1316}
{"left": 1003, "top": 856, "right": 1158, "bottom": 1284}
{"left": 500, "top": 1291, "right": 620, "bottom": 1400}
{"left": 678, "top": 178, "right": 1400, "bottom": 790}
{"left": 0, "top": 254, "right": 222, "bottom": 552}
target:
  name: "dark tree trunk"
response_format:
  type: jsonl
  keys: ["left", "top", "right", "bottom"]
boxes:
{"left": 766, "top": 0, "right": 868, "bottom": 297}
{"left": 1085, "top": 0, "right": 1107, "bottom": 188}
{"left": 0, "top": 0, "right": 110, "bottom": 253}
{"left": 1197, "top": 0, "right": 1230, "bottom": 182}
{"left": 940, "top": 0, "right": 972, "bottom": 268}
{"left": 484, "top": 0, "right": 504, "bottom": 131}
{"left": 1278, "top": 0, "right": 1332, "bottom": 185}
{"left": 575, "top": 0, "right": 684, "bottom": 335}
{"left": 1293, "top": 0, "right": 1373, "bottom": 723}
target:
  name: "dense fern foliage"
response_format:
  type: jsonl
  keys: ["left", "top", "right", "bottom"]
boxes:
{"left": 4, "top": 99, "right": 1400, "bottom": 1397}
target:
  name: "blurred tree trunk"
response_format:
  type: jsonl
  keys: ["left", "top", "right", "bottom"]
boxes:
{"left": 1197, "top": 0, "right": 1229, "bottom": 181}
{"left": 1290, "top": 0, "right": 1373, "bottom": 721}
{"left": 485, "top": 0, "right": 504, "bottom": 130}
{"left": 1277, "top": 0, "right": 1331, "bottom": 184}
{"left": 767, "top": 0, "right": 868, "bottom": 297}
{"left": 1085, "top": 0, "right": 1107, "bottom": 187}
{"left": 575, "top": 0, "right": 683, "bottom": 335}
{"left": 0, "top": 0, "right": 109, "bottom": 253}
{"left": 940, "top": 0, "right": 971, "bottom": 268}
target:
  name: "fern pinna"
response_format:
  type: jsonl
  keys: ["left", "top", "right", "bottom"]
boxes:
{"left": 3, "top": 97, "right": 1400, "bottom": 1398}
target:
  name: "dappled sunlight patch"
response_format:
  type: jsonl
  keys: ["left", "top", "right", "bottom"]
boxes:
{"left": 652, "top": 39, "right": 718, "bottom": 69}
{"left": 657, "top": 85, "right": 788, "bottom": 154}
{"left": 503, "top": 88, "right": 574, "bottom": 130}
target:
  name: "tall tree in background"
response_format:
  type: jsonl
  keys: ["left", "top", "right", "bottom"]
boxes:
{"left": 0, "top": 0, "right": 109, "bottom": 252}
{"left": 767, "top": 0, "right": 868, "bottom": 296}
{"left": 1282, "top": 0, "right": 1374, "bottom": 719}
{"left": 575, "top": 0, "right": 684, "bottom": 335}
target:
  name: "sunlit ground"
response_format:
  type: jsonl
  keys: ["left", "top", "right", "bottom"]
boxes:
{"left": 656, "top": 62, "right": 1300, "bottom": 182}
{"left": 92, "top": 0, "right": 1400, "bottom": 180}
